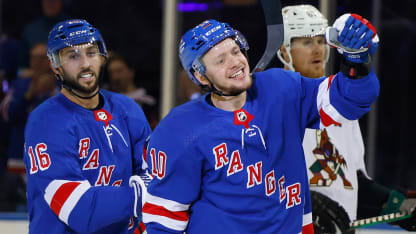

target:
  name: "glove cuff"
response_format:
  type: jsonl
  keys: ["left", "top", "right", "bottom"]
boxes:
{"left": 340, "top": 56, "right": 372, "bottom": 79}
{"left": 381, "top": 189, "right": 406, "bottom": 215}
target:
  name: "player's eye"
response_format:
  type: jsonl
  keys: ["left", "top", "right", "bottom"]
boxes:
{"left": 232, "top": 48, "right": 241, "bottom": 55}
{"left": 68, "top": 53, "right": 81, "bottom": 60}
{"left": 303, "top": 39, "right": 313, "bottom": 46}
{"left": 215, "top": 58, "right": 224, "bottom": 65}
{"left": 87, "top": 51, "right": 98, "bottom": 57}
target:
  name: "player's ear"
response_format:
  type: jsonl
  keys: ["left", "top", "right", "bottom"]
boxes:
{"left": 49, "top": 62, "right": 60, "bottom": 75}
{"left": 280, "top": 46, "right": 290, "bottom": 63}
{"left": 194, "top": 72, "right": 209, "bottom": 86}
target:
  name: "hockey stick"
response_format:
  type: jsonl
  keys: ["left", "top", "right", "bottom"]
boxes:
{"left": 252, "top": 0, "right": 284, "bottom": 73}
{"left": 349, "top": 210, "right": 414, "bottom": 230}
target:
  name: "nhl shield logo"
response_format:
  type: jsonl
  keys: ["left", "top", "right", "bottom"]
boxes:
{"left": 237, "top": 111, "right": 247, "bottom": 122}
{"left": 233, "top": 108, "right": 254, "bottom": 129}
{"left": 94, "top": 109, "right": 113, "bottom": 126}
{"left": 97, "top": 111, "right": 108, "bottom": 121}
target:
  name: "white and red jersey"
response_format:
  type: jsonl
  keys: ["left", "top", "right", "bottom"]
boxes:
{"left": 303, "top": 120, "right": 367, "bottom": 221}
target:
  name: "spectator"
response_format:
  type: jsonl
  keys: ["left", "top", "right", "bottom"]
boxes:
{"left": 0, "top": 42, "right": 57, "bottom": 174}
{"left": 106, "top": 52, "right": 158, "bottom": 129}
{"left": 0, "top": 30, "right": 19, "bottom": 175}
{"left": 18, "top": 0, "right": 68, "bottom": 72}
{"left": 0, "top": 31, "right": 19, "bottom": 83}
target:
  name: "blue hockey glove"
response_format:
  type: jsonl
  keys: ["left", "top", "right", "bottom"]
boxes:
{"left": 327, "top": 13, "right": 379, "bottom": 63}
{"left": 129, "top": 171, "right": 152, "bottom": 218}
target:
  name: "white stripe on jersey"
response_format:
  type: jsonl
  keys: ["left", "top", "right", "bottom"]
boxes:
{"left": 317, "top": 75, "right": 349, "bottom": 128}
{"left": 145, "top": 192, "right": 190, "bottom": 211}
{"left": 44, "top": 180, "right": 91, "bottom": 224}
{"left": 303, "top": 212, "right": 312, "bottom": 226}
{"left": 143, "top": 213, "right": 188, "bottom": 231}
{"left": 143, "top": 192, "right": 191, "bottom": 231}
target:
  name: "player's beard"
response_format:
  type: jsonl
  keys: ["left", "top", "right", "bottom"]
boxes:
{"left": 62, "top": 68, "right": 100, "bottom": 95}
{"left": 213, "top": 75, "right": 253, "bottom": 96}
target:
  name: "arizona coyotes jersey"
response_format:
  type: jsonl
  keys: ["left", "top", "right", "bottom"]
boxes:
{"left": 143, "top": 68, "right": 379, "bottom": 234}
{"left": 24, "top": 90, "right": 151, "bottom": 234}
{"left": 303, "top": 120, "right": 366, "bottom": 221}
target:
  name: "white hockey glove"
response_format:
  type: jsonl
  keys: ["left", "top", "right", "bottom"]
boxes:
{"left": 129, "top": 171, "right": 152, "bottom": 218}
{"left": 326, "top": 13, "right": 379, "bottom": 63}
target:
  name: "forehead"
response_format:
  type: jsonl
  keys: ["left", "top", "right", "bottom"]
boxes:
{"left": 204, "top": 38, "right": 238, "bottom": 57}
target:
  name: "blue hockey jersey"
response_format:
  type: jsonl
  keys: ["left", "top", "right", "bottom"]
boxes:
{"left": 142, "top": 68, "right": 379, "bottom": 234}
{"left": 24, "top": 90, "right": 152, "bottom": 233}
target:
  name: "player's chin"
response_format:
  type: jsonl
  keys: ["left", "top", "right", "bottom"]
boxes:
{"left": 306, "top": 67, "right": 325, "bottom": 78}
{"left": 234, "top": 78, "right": 253, "bottom": 93}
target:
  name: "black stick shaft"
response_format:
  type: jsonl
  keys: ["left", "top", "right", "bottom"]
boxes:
{"left": 253, "top": 0, "right": 284, "bottom": 73}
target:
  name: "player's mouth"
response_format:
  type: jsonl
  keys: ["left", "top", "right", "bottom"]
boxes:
{"left": 229, "top": 68, "right": 245, "bottom": 80}
{"left": 312, "top": 59, "right": 322, "bottom": 65}
{"left": 79, "top": 72, "right": 95, "bottom": 82}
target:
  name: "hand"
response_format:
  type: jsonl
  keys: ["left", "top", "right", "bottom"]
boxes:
{"left": 329, "top": 13, "right": 379, "bottom": 63}
{"left": 395, "top": 191, "right": 416, "bottom": 231}
{"left": 129, "top": 171, "right": 152, "bottom": 218}
{"left": 383, "top": 189, "right": 416, "bottom": 231}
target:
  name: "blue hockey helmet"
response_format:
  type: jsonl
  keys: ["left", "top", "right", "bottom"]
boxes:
{"left": 47, "top": 19, "right": 107, "bottom": 68}
{"left": 179, "top": 19, "right": 249, "bottom": 85}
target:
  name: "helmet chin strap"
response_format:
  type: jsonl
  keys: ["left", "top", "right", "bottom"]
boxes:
{"left": 55, "top": 74, "right": 100, "bottom": 100}
{"left": 201, "top": 75, "right": 244, "bottom": 97}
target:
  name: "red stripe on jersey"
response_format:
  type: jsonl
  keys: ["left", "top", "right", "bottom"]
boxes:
{"left": 143, "top": 145, "right": 148, "bottom": 162}
{"left": 327, "top": 75, "right": 335, "bottom": 90}
{"left": 302, "top": 223, "right": 314, "bottom": 234}
{"left": 50, "top": 182, "right": 81, "bottom": 216}
{"left": 139, "top": 221, "right": 146, "bottom": 233}
{"left": 143, "top": 202, "right": 189, "bottom": 222}
{"left": 319, "top": 109, "right": 341, "bottom": 127}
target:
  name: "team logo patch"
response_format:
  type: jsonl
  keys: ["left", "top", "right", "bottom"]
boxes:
{"left": 309, "top": 129, "right": 352, "bottom": 189}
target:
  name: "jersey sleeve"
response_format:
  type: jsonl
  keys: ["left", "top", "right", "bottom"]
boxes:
{"left": 142, "top": 117, "right": 203, "bottom": 233}
{"left": 24, "top": 114, "right": 136, "bottom": 233}
{"left": 123, "top": 98, "right": 152, "bottom": 175}
{"left": 314, "top": 69, "right": 379, "bottom": 128}
{"left": 293, "top": 68, "right": 379, "bottom": 130}
{"left": 302, "top": 173, "right": 314, "bottom": 234}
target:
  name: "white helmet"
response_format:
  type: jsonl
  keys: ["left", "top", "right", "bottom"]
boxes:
{"left": 277, "top": 4, "right": 329, "bottom": 71}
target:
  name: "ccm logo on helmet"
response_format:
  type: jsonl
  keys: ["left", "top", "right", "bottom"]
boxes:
{"left": 205, "top": 25, "right": 221, "bottom": 36}
{"left": 69, "top": 30, "right": 87, "bottom": 37}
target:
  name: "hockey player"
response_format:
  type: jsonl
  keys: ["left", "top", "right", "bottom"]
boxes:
{"left": 277, "top": 5, "right": 416, "bottom": 232}
{"left": 23, "top": 19, "right": 151, "bottom": 233}
{"left": 142, "top": 15, "right": 379, "bottom": 233}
